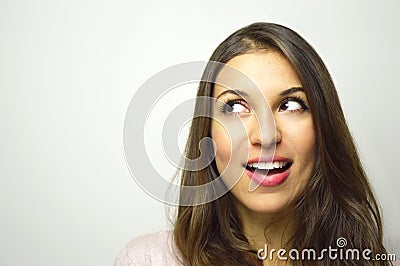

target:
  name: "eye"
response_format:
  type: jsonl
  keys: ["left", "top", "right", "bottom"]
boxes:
{"left": 279, "top": 97, "right": 309, "bottom": 113}
{"left": 221, "top": 99, "right": 250, "bottom": 114}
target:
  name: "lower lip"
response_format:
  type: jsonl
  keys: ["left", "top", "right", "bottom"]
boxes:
{"left": 245, "top": 165, "right": 291, "bottom": 187}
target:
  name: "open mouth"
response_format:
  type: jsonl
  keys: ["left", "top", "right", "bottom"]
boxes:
{"left": 245, "top": 161, "right": 292, "bottom": 176}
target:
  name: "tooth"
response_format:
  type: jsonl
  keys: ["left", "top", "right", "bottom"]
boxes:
{"left": 249, "top": 161, "right": 290, "bottom": 170}
{"left": 260, "top": 163, "right": 265, "bottom": 170}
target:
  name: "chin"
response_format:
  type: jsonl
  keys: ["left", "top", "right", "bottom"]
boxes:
{"left": 239, "top": 197, "right": 292, "bottom": 216}
{"left": 250, "top": 204, "right": 288, "bottom": 215}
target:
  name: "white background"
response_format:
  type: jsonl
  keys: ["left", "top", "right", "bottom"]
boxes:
{"left": 1, "top": 0, "right": 399, "bottom": 265}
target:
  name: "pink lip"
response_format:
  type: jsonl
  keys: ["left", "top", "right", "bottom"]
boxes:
{"left": 244, "top": 156, "right": 292, "bottom": 187}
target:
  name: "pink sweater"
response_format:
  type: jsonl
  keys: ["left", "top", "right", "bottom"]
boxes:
{"left": 114, "top": 230, "right": 181, "bottom": 265}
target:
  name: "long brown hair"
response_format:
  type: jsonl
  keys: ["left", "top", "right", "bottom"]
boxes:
{"left": 173, "top": 22, "right": 390, "bottom": 265}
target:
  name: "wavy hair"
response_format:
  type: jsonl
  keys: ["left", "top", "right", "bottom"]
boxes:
{"left": 173, "top": 22, "right": 390, "bottom": 265}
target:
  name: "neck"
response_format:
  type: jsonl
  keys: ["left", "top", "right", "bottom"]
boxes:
{"left": 236, "top": 202, "right": 295, "bottom": 251}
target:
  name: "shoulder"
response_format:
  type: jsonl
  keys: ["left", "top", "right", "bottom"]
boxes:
{"left": 114, "top": 230, "right": 182, "bottom": 266}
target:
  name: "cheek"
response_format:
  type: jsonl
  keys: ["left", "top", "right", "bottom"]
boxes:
{"left": 280, "top": 117, "right": 316, "bottom": 171}
{"left": 212, "top": 121, "right": 249, "bottom": 189}
{"left": 288, "top": 119, "right": 316, "bottom": 173}
{"left": 300, "top": 122, "right": 315, "bottom": 159}
{"left": 284, "top": 115, "right": 315, "bottom": 149}
{"left": 211, "top": 122, "right": 232, "bottom": 171}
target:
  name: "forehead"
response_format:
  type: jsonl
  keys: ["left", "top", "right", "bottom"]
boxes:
{"left": 213, "top": 52, "right": 302, "bottom": 97}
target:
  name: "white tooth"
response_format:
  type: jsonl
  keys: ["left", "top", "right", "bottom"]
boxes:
{"left": 250, "top": 162, "right": 287, "bottom": 170}
{"left": 250, "top": 163, "right": 258, "bottom": 168}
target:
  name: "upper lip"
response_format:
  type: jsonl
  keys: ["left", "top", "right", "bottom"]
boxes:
{"left": 245, "top": 155, "right": 292, "bottom": 165}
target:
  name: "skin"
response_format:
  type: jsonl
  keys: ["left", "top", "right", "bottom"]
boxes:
{"left": 211, "top": 51, "right": 316, "bottom": 259}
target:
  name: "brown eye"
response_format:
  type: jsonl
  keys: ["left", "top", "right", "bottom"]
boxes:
{"left": 279, "top": 97, "right": 308, "bottom": 113}
{"left": 280, "top": 101, "right": 302, "bottom": 111}
{"left": 222, "top": 100, "right": 250, "bottom": 114}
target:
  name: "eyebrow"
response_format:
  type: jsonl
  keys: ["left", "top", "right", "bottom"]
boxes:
{"left": 215, "top": 89, "right": 249, "bottom": 100}
{"left": 279, "top": 87, "right": 304, "bottom": 96}
{"left": 215, "top": 87, "right": 304, "bottom": 100}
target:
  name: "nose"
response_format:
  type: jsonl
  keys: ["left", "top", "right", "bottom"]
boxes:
{"left": 248, "top": 113, "right": 281, "bottom": 148}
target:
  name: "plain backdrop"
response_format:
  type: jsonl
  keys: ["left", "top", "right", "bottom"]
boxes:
{"left": 1, "top": 0, "right": 399, "bottom": 265}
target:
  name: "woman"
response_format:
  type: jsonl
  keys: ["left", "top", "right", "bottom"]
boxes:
{"left": 116, "top": 23, "right": 393, "bottom": 265}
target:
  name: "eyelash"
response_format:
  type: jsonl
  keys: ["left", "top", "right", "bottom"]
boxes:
{"left": 219, "top": 96, "right": 309, "bottom": 114}
{"left": 279, "top": 96, "right": 309, "bottom": 113}
{"left": 219, "top": 99, "right": 249, "bottom": 114}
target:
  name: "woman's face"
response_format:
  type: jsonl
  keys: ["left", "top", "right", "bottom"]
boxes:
{"left": 211, "top": 51, "right": 315, "bottom": 216}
